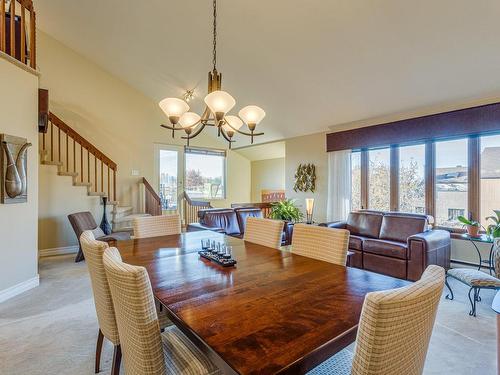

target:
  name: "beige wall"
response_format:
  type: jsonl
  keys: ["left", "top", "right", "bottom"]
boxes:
{"left": 251, "top": 158, "right": 285, "bottom": 202}
{"left": 285, "top": 132, "right": 328, "bottom": 222}
{"left": 0, "top": 57, "right": 39, "bottom": 296}
{"left": 37, "top": 31, "right": 250, "bottom": 250}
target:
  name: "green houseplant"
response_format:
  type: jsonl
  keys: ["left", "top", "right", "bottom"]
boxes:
{"left": 486, "top": 210, "right": 500, "bottom": 238}
{"left": 269, "top": 199, "right": 303, "bottom": 223}
{"left": 457, "top": 215, "right": 481, "bottom": 237}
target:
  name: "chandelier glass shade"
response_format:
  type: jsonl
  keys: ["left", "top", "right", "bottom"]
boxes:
{"left": 159, "top": 0, "right": 265, "bottom": 148}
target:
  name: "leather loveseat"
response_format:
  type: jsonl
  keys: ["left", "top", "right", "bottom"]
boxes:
{"left": 187, "top": 207, "right": 263, "bottom": 239}
{"left": 321, "top": 211, "right": 450, "bottom": 281}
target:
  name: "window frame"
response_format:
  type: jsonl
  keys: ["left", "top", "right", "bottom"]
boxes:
{"left": 183, "top": 146, "right": 227, "bottom": 200}
{"left": 352, "top": 133, "right": 498, "bottom": 232}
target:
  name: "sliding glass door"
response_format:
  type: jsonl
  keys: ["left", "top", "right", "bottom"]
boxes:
{"left": 155, "top": 144, "right": 184, "bottom": 212}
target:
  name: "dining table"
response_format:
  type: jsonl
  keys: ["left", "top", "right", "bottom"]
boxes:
{"left": 116, "top": 230, "right": 408, "bottom": 375}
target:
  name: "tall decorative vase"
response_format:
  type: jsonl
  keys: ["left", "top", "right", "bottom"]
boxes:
{"left": 100, "top": 196, "right": 112, "bottom": 235}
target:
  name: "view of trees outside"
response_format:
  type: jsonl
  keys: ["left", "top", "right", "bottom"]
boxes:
{"left": 349, "top": 137, "right": 500, "bottom": 228}
{"left": 351, "top": 152, "right": 361, "bottom": 210}
{"left": 399, "top": 144, "right": 425, "bottom": 213}
{"left": 368, "top": 149, "right": 390, "bottom": 211}
{"left": 185, "top": 153, "right": 225, "bottom": 199}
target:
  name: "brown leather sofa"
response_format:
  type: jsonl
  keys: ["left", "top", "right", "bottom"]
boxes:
{"left": 187, "top": 207, "right": 263, "bottom": 238}
{"left": 321, "top": 211, "right": 450, "bottom": 281}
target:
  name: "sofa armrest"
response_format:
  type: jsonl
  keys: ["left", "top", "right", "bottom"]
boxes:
{"left": 319, "top": 221, "right": 347, "bottom": 229}
{"left": 187, "top": 222, "right": 225, "bottom": 233}
{"left": 407, "top": 230, "right": 451, "bottom": 281}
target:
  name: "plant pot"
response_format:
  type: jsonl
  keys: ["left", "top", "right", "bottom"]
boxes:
{"left": 466, "top": 225, "right": 480, "bottom": 237}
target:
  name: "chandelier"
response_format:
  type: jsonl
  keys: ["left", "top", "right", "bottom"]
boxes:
{"left": 159, "top": 0, "right": 265, "bottom": 148}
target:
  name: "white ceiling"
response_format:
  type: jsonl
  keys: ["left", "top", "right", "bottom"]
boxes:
{"left": 36, "top": 0, "right": 500, "bottom": 147}
{"left": 233, "top": 141, "right": 285, "bottom": 161}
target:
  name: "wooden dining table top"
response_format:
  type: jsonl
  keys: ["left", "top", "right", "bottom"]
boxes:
{"left": 116, "top": 230, "right": 408, "bottom": 375}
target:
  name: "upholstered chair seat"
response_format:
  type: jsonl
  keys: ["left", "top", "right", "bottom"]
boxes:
{"left": 243, "top": 217, "right": 284, "bottom": 249}
{"left": 446, "top": 240, "right": 500, "bottom": 316}
{"left": 133, "top": 214, "right": 181, "bottom": 239}
{"left": 291, "top": 224, "right": 350, "bottom": 266}
{"left": 307, "top": 265, "right": 444, "bottom": 375}
{"left": 103, "top": 247, "right": 220, "bottom": 375}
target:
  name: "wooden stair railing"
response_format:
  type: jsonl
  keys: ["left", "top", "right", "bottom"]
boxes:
{"left": 0, "top": 0, "right": 36, "bottom": 69}
{"left": 182, "top": 191, "right": 212, "bottom": 226}
{"left": 141, "top": 177, "right": 162, "bottom": 216}
{"left": 39, "top": 112, "right": 118, "bottom": 202}
{"left": 231, "top": 202, "right": 274, "bottom": 218}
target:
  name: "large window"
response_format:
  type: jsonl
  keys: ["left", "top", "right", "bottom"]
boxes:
{"left": 368, "top": 148, "right": 390, "bottom": 211}
{"left": 184, "top": 148, "right": 226, "bottom": 199}
{"left": 351, "top": 152, "right": 361, "bottom": 211}
{"left": 480, "top": 134, "right": 500, "bottom": 228}
{"left": 399, "top": 144, "right": 425, "bottom": 213}
{"left": 435, "top": 139, "right": 468, "bottom": 228}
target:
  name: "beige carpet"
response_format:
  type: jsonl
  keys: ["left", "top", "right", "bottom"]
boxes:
{"left": 0, "top": 255, "right": 497, "bottom": 375}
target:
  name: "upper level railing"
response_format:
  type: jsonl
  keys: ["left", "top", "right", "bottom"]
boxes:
{"left": 0, "top": 0, "right": 36, "bottom": 69}
{"left": 40, "top": 112, "right": 118, "bottom": 201}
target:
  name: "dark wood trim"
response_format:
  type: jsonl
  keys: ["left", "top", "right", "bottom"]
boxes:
{"left": 360, "top": 150, "right": 368, "bottom": 209}
{"left": 425, "top": 141, "right": 436, "bottom": 219}
{"left": 468, "top": 136, "right": 480, "bottom": 222}
{"left": 326, "top": 101, "right": 500, "bottom": 152}
{"left": 390, "top": 146, "right": 399, "bottom": 211}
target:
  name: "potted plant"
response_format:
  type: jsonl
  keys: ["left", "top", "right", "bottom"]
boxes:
{"left": 486, "top": 210, "right": 500, "bottom": 238}
{"left": 269, "top": 199, "right": 304, "bottom": 223}
{"left": 457, "top": 215, "right": 481, "bottom": 237}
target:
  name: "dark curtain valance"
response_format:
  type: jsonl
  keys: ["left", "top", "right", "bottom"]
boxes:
{"left": 326, "top": 102, "right": 500, "bottom": 152}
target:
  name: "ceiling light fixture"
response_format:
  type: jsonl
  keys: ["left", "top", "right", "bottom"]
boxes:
{"left": 159, "top": 0, "right": 265, "bottom": 148}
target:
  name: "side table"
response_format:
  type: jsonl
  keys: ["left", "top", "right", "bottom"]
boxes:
{"left": 460, "top": 234, "right": 495, "bottom": 275}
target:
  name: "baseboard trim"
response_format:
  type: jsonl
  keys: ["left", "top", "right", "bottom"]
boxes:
{"left": 0, "top": 275, "right": 40, "bottom": 304}
{"left": 39, "top": 245, "right": 78, "bottom": 258}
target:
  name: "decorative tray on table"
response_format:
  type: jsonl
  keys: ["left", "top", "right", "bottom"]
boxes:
{"left": 198, "top": 250, "right": 237, "bottom": 267}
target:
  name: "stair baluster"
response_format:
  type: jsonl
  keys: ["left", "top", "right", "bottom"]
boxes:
{"left": 39, "top": 112, "right": 118, "bottom": 203}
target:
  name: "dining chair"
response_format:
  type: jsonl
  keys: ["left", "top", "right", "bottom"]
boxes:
{"left": 133, "top": 213, "right": 181, "bottom": 239}
{"left": 308, "top": 265, "right": 445, "bottom": 375}
{"left": 81, "top": 230, "right": 171, "bottom": 374}
{"left": 102, "top": 247, "right": 221, "bottom": 375}
{"left": 243, "top": 217, "right": 284, "bottom": 249}
{"left": 291, "top": 224, "right": 350, "bottom": 266}
{"left": 80, "top": 230, "right": 122, "bottom": 375}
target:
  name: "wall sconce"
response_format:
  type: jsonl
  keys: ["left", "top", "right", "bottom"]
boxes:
{"left": 305, "top": 198, "right": 314, "bottom": 224}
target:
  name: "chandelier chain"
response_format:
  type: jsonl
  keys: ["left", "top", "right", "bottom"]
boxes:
{"left": 212, "top": 0, "right": 217, "bottom": 71}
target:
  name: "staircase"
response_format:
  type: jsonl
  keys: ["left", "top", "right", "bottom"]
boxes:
{"left": 39, "top": 112, "right": 150, "bottom": 231}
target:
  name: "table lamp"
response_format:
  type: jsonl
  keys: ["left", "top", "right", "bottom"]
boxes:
{"left": 305, "top": 198, "right": 314, "bottom": 224}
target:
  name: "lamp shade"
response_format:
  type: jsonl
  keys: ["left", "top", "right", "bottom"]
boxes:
{"left": 179, "top": 112, "right": 201, "bottom": 128}
{"left": 204, "top": 90, "right": 236, "bottom": 116}
{"left": 159, "top": 98, "right": 189, "bottom": 118}
{"left": 305, "top": 198, "right": 315, "bottom": 215}
{"left": 225, "top": 115, "right": 243, "bottom": 130}
{"left": 222, "top": 123, "right": 233, "bottom": 133}
{"left": 238, "top": 105, "right": 266, "bottom": 126}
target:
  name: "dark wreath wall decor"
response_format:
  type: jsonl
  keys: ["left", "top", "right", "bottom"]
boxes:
{"left": 293, "top": 163, "right": 316, "bottom": 193}
{"left": 1, "top": 134, "right": 32, "bottom": 204}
